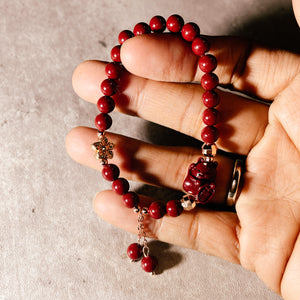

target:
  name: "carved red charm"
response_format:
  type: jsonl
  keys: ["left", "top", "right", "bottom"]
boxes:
{"left": 183, "top": 157, "right": 217, "bottom": 204}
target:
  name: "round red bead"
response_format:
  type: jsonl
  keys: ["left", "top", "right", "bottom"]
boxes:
{"left": 166, "top": 200, "right": 183, "bottom": 217}
{"left": 95, "top": 113, "right": 112, "bottom": 132}
{"left": 127, "top": 243, "right": 143, "bottom": 261}
{"left": 123, "top": 192, "right": 139, "bottom": 208}
{"left": 202, "top": 90, "right": 220, "bottom": 108}
{"left": 97, "top": 96, "right": 115, "bottom": 113}
{"left": 141, "top": 255, "right": 158, "bottom": 273}
{"left": 201, "top": 126, "right": 219, "bottom": 144}
{"left": 149, "top": 15, "right": 166, "bottom": 33}
{"left": 101, "top": 79, "right": 118, "bottom": 96}
{"left": 192, "top": 36, "right": 210, "bottom": 56}
{"left": 110, "top": 45, "right": 121, "bottom": 62}
{"left": 201, "top": 73, "right": 219, "bottom": 90}
{"left": 148, "top": 202, "right": 166, "bottom": 219}
{"left": 166, "top": 14, "right": 184, "bottom": 33}
{"left": 118, "top": 30, "right": 134, "bottom": 44}
{"left": 181, "top": 22, "right": 200, "bottom": 42}
{"left": 105, "top": 62, "right": 122, "bottom": 79}
{"left": 102, "top": 164, "right": 120, "bottom": 181}
{"left": 198, "top": 54, "right": 217, "bottom": 73}
{"left": 133, "top": 22, "right": 151, "bottom": 36}
{"left": 112, "top": 178, "right": 130, "bottom": 195}
{"left": 202, "top": 108, "right": 219, "bottom": 126}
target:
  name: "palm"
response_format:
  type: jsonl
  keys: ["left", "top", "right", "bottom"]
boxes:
{"left": 67, "top": 30, "right": 300, "bottom": 299}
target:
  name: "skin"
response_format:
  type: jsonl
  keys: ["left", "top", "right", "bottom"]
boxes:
{"left": 66, "top": 3, "right": 300, "bottom": 298}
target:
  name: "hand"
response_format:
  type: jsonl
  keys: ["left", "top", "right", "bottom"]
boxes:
{"left": 66, "top": 8, "right": 300, "bottom": 299}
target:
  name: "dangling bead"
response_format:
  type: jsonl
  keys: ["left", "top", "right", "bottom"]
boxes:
{"left": 192, "top": 36, "right": 210, "bottom": 56}
{"left": 127, "top": 243, "right": 143, "bottom": 261}
{"left": 141, "top": 255, "right": 158, "bottom": 273}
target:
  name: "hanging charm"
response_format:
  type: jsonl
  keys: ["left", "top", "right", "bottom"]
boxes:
{"left": 127, "top": 207, "right": 158, "bottom": 274}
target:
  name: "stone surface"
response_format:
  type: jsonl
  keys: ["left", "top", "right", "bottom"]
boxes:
{"left": 1, "top": 0, "right": 298, "bottom": 299}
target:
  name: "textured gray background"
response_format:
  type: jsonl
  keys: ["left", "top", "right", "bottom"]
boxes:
{"left": 1, "top": 0, "right": 299, "bottom": 299}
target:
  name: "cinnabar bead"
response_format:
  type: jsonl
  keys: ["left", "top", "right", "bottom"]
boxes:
{"left": 127, "top": 243, "right": 143, "bottom": 261}
{"left": 95, "top": 113, "right": 112, "bottom": 132}
{"left": 102, "top": 164, "right": 120, "bottom": 181}
{"left": 198, "top": 54, "right": 217, "bottom": 73}
{"left": 111, "top": 45, "right": 121, "bottom": 62}
{"left": 202, "top": 108, "right": 219, "bottom": 126}
{"left": 97, "top": 96, "right": 115, "bottom": 113}
{"left": 118, "top": 30, "right": 134, "bottom": 44}
{"left": 192, "top": 36, "right": 210, "bottom": 56}
{"left": 201, "top": 126, "right": 219, "bottom": 144}
{"left": 133, "top": 22, "right": 151, "bottom": 36}
{"left": 101, "top": 79, "right": 118, "bottom": 96}
{"left": 201, "top": 73, "right": 219, "bottom": 90}
{"left": 112, "top": 178, "right": 130, "bottom": 195}
{"left": 166, "top": 14, "right": 184, "bottom": 33}
{"left": 149, "top": 15, "right": 166, "bottom": 33}
{"left": 202, "top": 90, "right": 220, "bottom": 108}
{"left": 181, "top": 22, "right": 200, "bottom": 42}
{"left": 123, "top": 192, "right": 139, "bottom": 208}
{"left": 141, "top": 255, "right": 158, "bottom": 273}
{"left": 148, "top": 202, "right": 166, "bottom": 219}
{"left": 105, "top": 62, "right": 122, "bottom": 79}
{"left": 166, "top": 200, "right": 183, "bottom": 217}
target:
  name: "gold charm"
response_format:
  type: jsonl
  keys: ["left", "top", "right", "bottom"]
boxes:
{"left": 91, "top": 133, "right": 114, "bottom": 164}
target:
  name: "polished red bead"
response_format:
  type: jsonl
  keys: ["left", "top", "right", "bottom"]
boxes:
{"left": 105, "top": 62, "right": 122, "bottom": 79}
{"left": 149, "top": 15, "right": 166, "bottom": 33}
{"left": 192, "top": 36, "right": 210, "bottom": 56}
{"left": 201, "top": 73, "right": 219, "bottom": 90}
{"left": 118, "top": 30, "right": 134, "bottom": 44}
{"left": 141, "top": 255, "right": 158, "bottom": 273}
{"left": 102, "top": 164, "right": 120, "bottom": 181}
{"left": 181, "top": 22, "right": 200, "bottom": 42}
{"left": 110, "top": 45, "right": 121, "bottom": 62}
{"left": 198, "top": 54, "right": 217, "bottom": 73}
{"left": 127, "top": 243, "right": 143, "bottom": 261}
{"left": 123, "top": 192, "right": 139, "bottom": 208}
{"left": 133, "top": 22, "right": 151, "bottom": 36}
{"left": 97, "top": 96, "right": 115, "bottom": 113}
{"left": 166, "top": 14, "right": 184, "bottom": 33}
{"left": 202, "top": 108, "right": 219, "bottom": 126}
{"left": 101, "top": 79, "right": 118, "bottom": 96}
{"left": 95, "top": 113, "right": 112, "bottom": 132}
{"left": 202, "top": 90, "right": 220, "bottom": 108}
{"left": 166, "top": 200, "right": 183, "bottom": 217}
{"left": 201, "top": 126, "right": 219, "bottom": 144}
{"left": 112, "top": 178, "right": 130, "bottom": 195}
{"left": 148, "top": 202, "right": 166, "bottom": 219}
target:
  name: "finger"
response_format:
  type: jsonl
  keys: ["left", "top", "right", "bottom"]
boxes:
{"left": 66, "top": 126, "right": 234, "bottom": 203}
{"left": 93, "top": 190, "right": 240, "bottom": 264}
{"left": 121, "top": 34, "right": 300, "bottom": 100}
{"left": 72, "top": 60, "right": 268, "bottom": 155}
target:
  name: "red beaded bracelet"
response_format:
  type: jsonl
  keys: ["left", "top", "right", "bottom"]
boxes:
{"left": 92, "top": 14, "right": 220, "bottom": 273}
